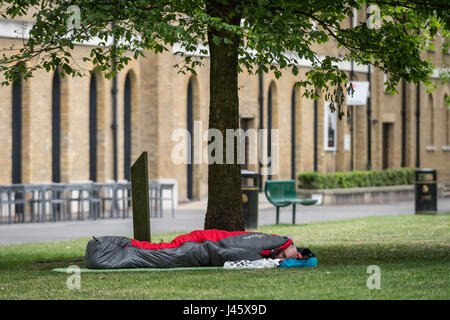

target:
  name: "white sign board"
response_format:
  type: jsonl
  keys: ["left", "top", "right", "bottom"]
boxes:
{"left": 347, "top": 81, "right": 370, "bottom": 105}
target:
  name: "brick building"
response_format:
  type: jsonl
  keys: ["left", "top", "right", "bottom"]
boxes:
{"left": 0, "top": 12, "right": 449, "bottom": 204}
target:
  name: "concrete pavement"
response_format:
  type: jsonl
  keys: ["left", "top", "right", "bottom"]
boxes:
{"left": 0, "top": 194, "right": 449, "bottom": 245}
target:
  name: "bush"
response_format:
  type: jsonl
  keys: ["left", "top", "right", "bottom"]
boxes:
{"left": 297, "top": 171, "right": 322, "bottom": 189}
{"left": 297, "top": 168, "right": 415, "bottom": 189}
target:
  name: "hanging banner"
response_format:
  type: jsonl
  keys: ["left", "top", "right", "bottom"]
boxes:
{"left": 347, "top": 81, "right": 370, "bottom": 105}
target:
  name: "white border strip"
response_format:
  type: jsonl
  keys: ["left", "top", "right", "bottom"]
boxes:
{"left": 0, "top": 19, "right": 114, "bottom": 47}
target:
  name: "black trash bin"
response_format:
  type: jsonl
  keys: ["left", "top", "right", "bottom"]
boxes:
{"left": 241, "top": 169, "right": 259, "bottom": 229}
{"left": 415, "top": 168, "right": 437, "bottom": 215}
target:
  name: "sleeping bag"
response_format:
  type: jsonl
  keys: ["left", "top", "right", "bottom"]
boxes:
{"left": 84, "top": 229, "right": 295, "bottom": 269}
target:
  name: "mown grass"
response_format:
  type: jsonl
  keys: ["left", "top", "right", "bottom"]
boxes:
{"left": 0, "top": 214, "right": 449, "bottom": 299}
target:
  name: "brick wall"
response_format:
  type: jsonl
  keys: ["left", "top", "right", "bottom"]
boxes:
{"left": 0, "top": 29, "right": 449, "bottom": 206}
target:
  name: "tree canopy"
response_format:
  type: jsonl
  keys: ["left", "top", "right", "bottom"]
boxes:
{"left": 1, "top": 0, "right": 449, "bottom": 230}
{"left": 1, "top": 0, "right": 449, "bottom": 112}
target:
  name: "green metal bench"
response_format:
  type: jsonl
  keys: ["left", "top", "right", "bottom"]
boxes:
{"left": 264, "top": 180, "right": 317, "bottom": 224}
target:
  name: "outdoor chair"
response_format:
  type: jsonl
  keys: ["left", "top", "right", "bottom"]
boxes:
{"left": 159, "top": 183, "right": 175, "bottom": 218}
{"left": 92, "top": 182, "right": 116, "bottom": 219}
{"left": 47, "top": 183, "right": 67, "bottom": 222}
{"left": 89, "top": 183, "right": 102, "bottom": 220}
{"left": 25, "top": 184, "right": 47, "bottom": 222}
{"left": 65, "top": 183, "right": 92, "bottom": 220}
{"left": 148, "top": 182, "right": 160, "bottom": 218}
{"left": 147, "top": 182, "right": 175, "bottom": 218}
{"left": 116, "top": 181, "right": 132, "bottom": 218}
{"left": 0, "top": 185, "right": 12, "bottom": 224}
{"left": 264, "top": 180, "right": 317, "bottom": 224}
{"left": 2, "top": 184, "right": 28, "bottom": 223}
{"left": 0, "top": 185, "right": 10, "bottom": 224}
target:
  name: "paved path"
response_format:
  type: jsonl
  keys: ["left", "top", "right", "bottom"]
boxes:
{"left": 0, "top": 195, "right": 449, "bottom": 245}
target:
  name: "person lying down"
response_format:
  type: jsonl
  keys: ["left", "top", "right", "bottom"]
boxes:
{"left": 84, "top": 229, "right": 317, "bottom": 269}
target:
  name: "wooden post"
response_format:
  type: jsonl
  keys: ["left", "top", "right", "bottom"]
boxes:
{"left": 131, "top": 151, "right": 151, "bottom": 242}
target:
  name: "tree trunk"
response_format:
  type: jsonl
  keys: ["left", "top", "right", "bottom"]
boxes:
{"left": 204, "top": 2, "right": 244, "bottom": 231}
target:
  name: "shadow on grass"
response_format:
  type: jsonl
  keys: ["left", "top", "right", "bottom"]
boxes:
{"left": 30, "top": 257, "right": 85, "bottom": 269}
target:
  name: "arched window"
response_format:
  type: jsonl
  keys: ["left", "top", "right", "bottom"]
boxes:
{"left": 52, "top": 71, "right": 61, "bottom": 182}
{"left": 187, "top": 78, "right": 194, "bottom": 200}
{"left": 89, "top": 73, "right": 97, "bottom": 181}
{"left": 124, "top": 73, "right": 132, "bottom": 181}
{"left": 12, "top": 77, "right": 22, "bottom": 184}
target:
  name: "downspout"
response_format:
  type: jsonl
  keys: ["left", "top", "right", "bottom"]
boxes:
{"left": 267, "top": 85, "right": 272, "bottom": 180}
{"left": 314, "top": 93, "right": 318, "bottom": 172}
{"left": 349, "top": 13, "right": 355, "bottom": 171}
{"left": 367, "top": 66, "right": 372, "bottom": 170}
{"left": 416, "top": 83, "right": 421, "bottom": 168}
{"left": 291, "top": 88, "right": 296, "bottom": 180}
{"left": 258, "top": 67, "right": 264, "bottom": 191}
{"left": 401, "top": 79, "right": 406, "bottom": 167}
{"left": 349, "top": 61, "right": 354, "bottom": 171}
{"left": 111, "top": 21, "right": 118, "bottom": 181}
{"left": 400, "top": 18, "right": 408, "bottom": 169}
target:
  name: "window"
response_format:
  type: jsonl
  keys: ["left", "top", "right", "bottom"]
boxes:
{"left": 89, "top": 73, "right": 97, "bottom": 181}
{"left": 324, "top": 102, "right": 337, "bottom": 151}
{"left": 445, "top": 95, "right": 450, "bottom": 146}
{"left": 52, "top": 71, "right": 61, "bottom": 182}
{"left": 428, "top": 94, "right": 434, "bottom": 146}
{"left": 124, "top": 73, "right": 132, "bottom": 181}
{"left": 187, "top": 78, "right": 194, "bottom": 200}
{"left": 12, "top": 77, "right": 22, "bottom": 184}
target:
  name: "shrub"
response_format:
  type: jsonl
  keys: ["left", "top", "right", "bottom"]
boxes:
{"left": 297, "top": 168, "right": 415, "bottom": 189}
{"left": 297, "top": 171, "right": 322, "bottom": 189}
{"left": 335, "top": 172, "right": 349, "bottom": 188}
{"left": 367, "top": 170, "right": 383, "bottom": 186}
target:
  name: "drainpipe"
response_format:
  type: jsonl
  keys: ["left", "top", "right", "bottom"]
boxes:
{"left": 349, "top": 13, "right": 355, "bottom": 171}
{"left": 111, "top": 21, "right": 118, "bottom": 181}
{"left": 416, "top": 83, "right": 421, "bottom": 168}
{"left": 349, "top": 61, "right": 354, "bottom": 171}
{"left": 314, "top": 93, "right": 318, "bottom": 172}
{"left": 258, "top": 67, "right": 264, "bottom": 191}
{"left": 291, "top": 88, "right": 296, "bottom": 180}
{"left": 401, "top": 79, "right": 406, "bottom": 167}
{"left": 367, "top": 66, "right": 372, "bottom": 170}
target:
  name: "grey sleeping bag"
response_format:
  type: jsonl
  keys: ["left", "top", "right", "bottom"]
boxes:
{"left": 84, "top": 229, "right": 293, "bottom": 269}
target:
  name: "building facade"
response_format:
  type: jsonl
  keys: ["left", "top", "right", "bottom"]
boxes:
{"left": 0, "top": 14, "right": 449, "bottom": 204}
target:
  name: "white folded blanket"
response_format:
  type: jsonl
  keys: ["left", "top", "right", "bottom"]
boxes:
{"left": 223, "top": 258, "right": 281, "bottom": 269}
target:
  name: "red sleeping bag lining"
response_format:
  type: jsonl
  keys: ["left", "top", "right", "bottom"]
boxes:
{"left": 130, "top": 229, "right": 296, "bottom": 257}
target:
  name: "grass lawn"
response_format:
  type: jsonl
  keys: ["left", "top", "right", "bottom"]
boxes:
{"left": 0, "top": 214, "right": 449, "bottom": 300}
